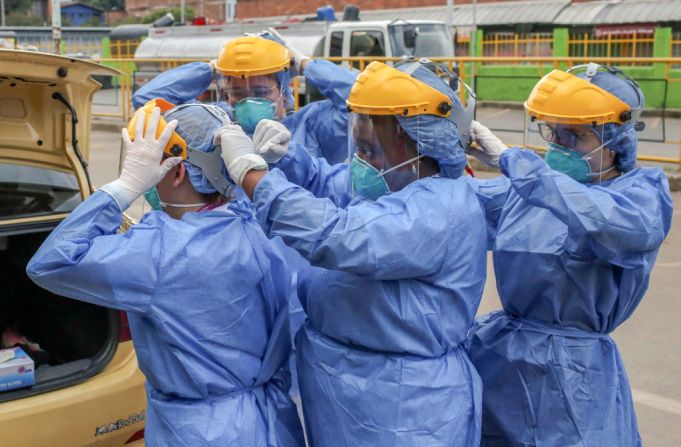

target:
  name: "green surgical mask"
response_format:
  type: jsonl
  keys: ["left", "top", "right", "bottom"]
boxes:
{"left": 544, "top": 142, "right": 615, "bottom": 183}
{"left": 350, "top": 154, "right": 389, "bottom": 200}
{"left": 234, "top": 98, "right": 276, "bottom": 134}
{"left": 144, "top": 187, "right": 163, "bottom": 211}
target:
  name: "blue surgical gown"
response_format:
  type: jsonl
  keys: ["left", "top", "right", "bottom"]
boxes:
{"left": 132, "top": 60, "right": 357, "bottom": 381}
{"left": 253, "top": 143, "right": 488, "bottom": 446}
{"left": 467, "top": 148, "right": 674, "bottom": 446}
{"left": 132, "top": 59, "right": 356, "bottom": 164}
{"left": 27, "top": 191, "right": 305, "bottom": 447}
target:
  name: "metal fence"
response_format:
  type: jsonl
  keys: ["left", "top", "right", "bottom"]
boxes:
{"left": 569, "top": 32, "right": 656, "bottom": 65}
{"left": 109, "top": 39, "right": 142, "bottom": 59}
{"left": 9, "top": 27, "right": 109, "bottom": 56}
{"left": 672, "top": 32, "right": 681, "bottom": 68}
{"left": 91, "top": 55, "right": 681, "bottom": 169}
{"left": 454, "top": 33, "right": 470, "bottom": 58}
{"left": 482, "top": 32, "right": 553, "bottom": 62}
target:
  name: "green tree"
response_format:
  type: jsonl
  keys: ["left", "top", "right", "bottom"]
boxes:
{"left": 143, "top": 7, "right": 194, "bottom": 24}
{"left": 6, "top": 13, "right": 44, "bottom": 26}
{"left": 5, "top": 0, "right": 31, "bottom": 14}
{"left": 86, "top": 0, "right": 125, "bottom": 12}
{"left": 111, "top": 16, "right": 144, "bottom": 26}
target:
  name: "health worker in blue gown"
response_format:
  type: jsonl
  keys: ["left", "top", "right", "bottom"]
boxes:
{"left": 132, "top": 31, "right": 358, "bottom": 395}
{"left": 466, "top": 63, "right": 674, "bottom": 446}
{"left": 132, "top": 29, "right": 356, "bottom": 165}
{"left": 27, "top": 102, "right": 305, "bottom": 447}
{"left": 216, "top": 58, "right": 488, "bottom": 446}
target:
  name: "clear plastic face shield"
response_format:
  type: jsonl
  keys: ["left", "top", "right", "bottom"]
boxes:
{"left": 348, "top": 113, "right": 422, "bottom": 200}
{"left": 529, "top": 63, "right": 646, "bottom": 184}
{"left": 217, "top": 73, "right": 285, "bottom": 133}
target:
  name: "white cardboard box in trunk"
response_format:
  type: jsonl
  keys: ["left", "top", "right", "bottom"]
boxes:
{"left": 0, "top": 347, "right": 35, "bottom": 392}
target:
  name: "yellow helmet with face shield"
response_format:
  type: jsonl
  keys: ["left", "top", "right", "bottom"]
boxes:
{"left": 215, "top": 35, "right": 291, "bottom": 77}
{"left": 347, "top": 61, "right": 453, "bottom": 117}
{"left": 214, "top": 35, "right": 292, "bottom": 134}
{"left": 524, "top": 64, "right": 642, "bottom": 126}
{"left": 526, "top": 63, "right": 646, "bottom": 183}
{"left": 346, "top": 61, "right": 475, "bottom": 200}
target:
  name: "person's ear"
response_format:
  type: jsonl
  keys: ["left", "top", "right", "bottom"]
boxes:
{"left": 172, "top": 162, "right": 186, "bottom": 188}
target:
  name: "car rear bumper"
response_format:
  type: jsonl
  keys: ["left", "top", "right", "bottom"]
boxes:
{"left": 0, "top": 341, "right": 146, "bottom": 447}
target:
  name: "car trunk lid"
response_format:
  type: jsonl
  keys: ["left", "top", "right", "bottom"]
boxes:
{"left": 0, "top": 49, "right": 119, "bottom": 197}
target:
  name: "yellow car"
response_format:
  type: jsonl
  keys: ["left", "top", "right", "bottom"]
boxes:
{"left": 0, "top": 50, "right": 147, "bottom": 446}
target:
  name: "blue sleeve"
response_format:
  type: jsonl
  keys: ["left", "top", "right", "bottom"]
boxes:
{"left": 26, "top": 191, "right": 160, "bottom": 313}
{"left": 466, "top": 176, "right": 511, "bottom": 248}
{"left": 283, "top": 99, "right": 349, "bottom": 165}
{"left": 253, "top": 170, "right": 454, "bottom": 280}
{"left": 132, "top": 62, "right": 213, "bottom": 109}
{"left": 303, "top": 60, "right": 358, "bottom": 110}
{"left": 500, "top": 148, "right": 674, "bottom": 267}
{"left": 273, "top": 142, "right": 350, "bottom": 205}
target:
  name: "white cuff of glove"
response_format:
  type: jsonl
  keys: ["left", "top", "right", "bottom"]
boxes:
{"left": 295, "top": 56, "right": 311, "bottom": 75}
{"left": 469, "top": 121, "right": 508, "bottom": 168}
{"left": 227, "top": 154, "right": 268, "bottom": 186}
{"left": 99, "top": 179, "right": 138, "bottom": 211}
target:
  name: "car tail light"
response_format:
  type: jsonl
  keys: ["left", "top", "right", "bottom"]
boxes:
{"left": 125, "top": 429, "right": 144, "bottom": 444}
{"left": 119, "top": 311, "right": 132, "bottom": 342}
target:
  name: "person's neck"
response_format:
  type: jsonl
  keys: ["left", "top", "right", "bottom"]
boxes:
{"left": 591, "top": 168, "right": 620, "bottom": 184}
{"left": 164, "top": 204, "right": 206, "bottom": 220}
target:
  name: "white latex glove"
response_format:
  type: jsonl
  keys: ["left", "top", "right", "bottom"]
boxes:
{"left": 468, "top": 120, "right": 508, "bottom": 168}
{"left": 217, "top": 124, "right": 268, "bottom": 186}
{"left": 101, "top": 107, "right": 181, "bottom": 210}
{"left": 268, "top": 27, "right": 310, "bottom": 76}
{"left": 253, "top": 119, "right": 291, "bottom": 164}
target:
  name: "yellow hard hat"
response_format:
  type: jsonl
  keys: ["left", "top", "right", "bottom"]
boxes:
{"left": 215, "top": 36, "right": 291, "bottom": 77}
{"left": 346, "top": 61, "right": 452, "bottom": 117}
{"left": 524, "top": 69, "right": 633, "bottom": 125}
{"left": 127, "top": 98, "right": 188, "bottom": 159}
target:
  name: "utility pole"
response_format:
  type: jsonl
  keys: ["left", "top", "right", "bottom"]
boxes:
{"left": 1, "top": 0, "right": 6, "bottom": 28}
{"left": 180, "top": 0, "right": 185, "bottom": 24}
{"left": 446, "top": 0, "right": 453, "bottom": 30}
{"left": 471, "top": 0, "right": 477, "bottom": 89}
{"left": 51, "top": 0, "right": 61, "bottom": 54}
{"left": 225, "top": 0, "right": 236, "bottom": 23}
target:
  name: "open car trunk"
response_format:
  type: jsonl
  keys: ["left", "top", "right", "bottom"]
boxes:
{"left": 0, "top": 230, "right": 119, "bottom": 403}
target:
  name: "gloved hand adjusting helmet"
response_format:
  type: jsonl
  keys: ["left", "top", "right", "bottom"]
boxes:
{"left": 127, "top": 98, "right": 234, "bottom": 196}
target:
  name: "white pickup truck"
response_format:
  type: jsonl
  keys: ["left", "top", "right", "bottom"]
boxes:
{"left": 133, "top": 19, "right": 454, "bottom": 100}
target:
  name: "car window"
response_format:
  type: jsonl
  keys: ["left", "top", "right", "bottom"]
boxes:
{"left": 389, "top": 24, "right": 452, "bottom": 58}
{"left": 0, "top": 164, "right": 82, "bottom": 220}
{"left": 329, "top": 31, "right": 343, "bottom": 65}
{"left": 350, "top": 30, "right": 385, "bottom": 69}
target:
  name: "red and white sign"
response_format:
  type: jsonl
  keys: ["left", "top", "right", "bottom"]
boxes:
{"left": 594, "top": 24, "right": 655, "bottom": 37}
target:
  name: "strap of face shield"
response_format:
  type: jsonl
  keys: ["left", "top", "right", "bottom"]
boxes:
{"left": 396, "top": 57, "right": 476, "bottom": 150}
{"left": 567, "top": 63, "right": 645, "bottom": 131}
{"left": 166, "top": 104, "right": 235, "bottom": 197}
{"left": 186, "top": 145, "right": 234, "bottom": 196}
{"left": 171, "top": 103, "right": 232, "bottom": 124}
